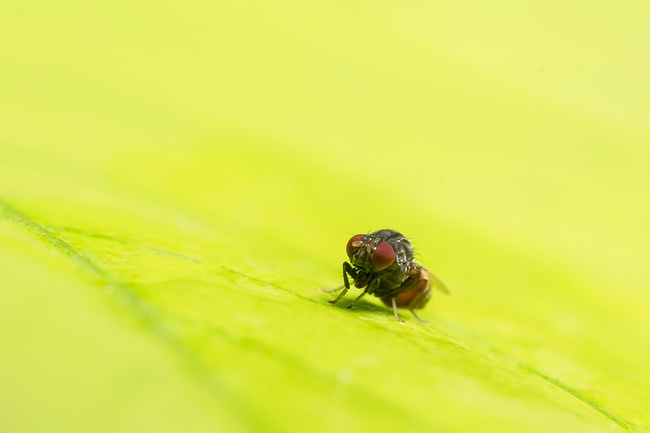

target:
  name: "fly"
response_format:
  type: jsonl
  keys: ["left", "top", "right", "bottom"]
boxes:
{"left": 321, "top": 229, "right": 448, "bottom": 324}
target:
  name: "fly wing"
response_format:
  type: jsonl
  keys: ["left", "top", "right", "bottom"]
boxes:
{"left": 398, "top": 268, "right": 448, "bottom": 309}
{"left": 394, "top": 263, "right": 426, "bottom": 295}
{"left": 425, "top": 269, "right": 449, "bottom": 294}
{"left": 382, "top": 264, "right": 430, "bottom": 309}
{"left": 381, "top": 264, "right": 448, "bottom": 309}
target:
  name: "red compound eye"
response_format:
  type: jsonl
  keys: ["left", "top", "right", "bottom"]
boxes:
{"left": 346, "top": 234, "right": 365, "bottom": 259}
{"left": 372, "top": 242, "right": 395, "bottom": 270}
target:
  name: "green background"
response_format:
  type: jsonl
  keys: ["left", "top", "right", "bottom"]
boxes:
{"left": 1, "top": 1, "right": 649, "bottom": 432}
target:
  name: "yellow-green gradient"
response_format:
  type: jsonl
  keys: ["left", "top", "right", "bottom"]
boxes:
{"left": 1, "top": 1, "right": 649, "bottom": 432}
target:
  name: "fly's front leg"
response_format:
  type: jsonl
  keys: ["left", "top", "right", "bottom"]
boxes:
{"left": 328, "top": 262, "right": 356, "bottom": 305}
{"left": 346, "top": 278, "right": 379, "bottom": 310}
{"left": 342, "top": 262, "right": 357, "bottom": 289}
{"left": 319, "top": 285, "right": 344, "bottom": 293}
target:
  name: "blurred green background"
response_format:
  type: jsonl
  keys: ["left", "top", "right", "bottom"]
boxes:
{"left": 1, "top": 1, "right": 649, "bottom": 432}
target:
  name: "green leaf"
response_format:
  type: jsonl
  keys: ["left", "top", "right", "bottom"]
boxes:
{"left": 1, "top": 1, "right": 649, "bottom": 433}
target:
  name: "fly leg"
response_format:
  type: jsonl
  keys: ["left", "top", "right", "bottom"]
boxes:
{"left": 319, "top": 285, "right": 344, "bottom": 293}
{"left": 410, "top": 309, "right": 428, "bottom": 325}
{"left": 391, "top": 297, "right": 406, "bottom": 324}
{"left": 328, "top": 262, "right": 356, "bottom": 305}
{"left": 407, "top": 289, "right": 430, "bottom": 325}
{"left": 346, "top": 292, "right": 366, "bottom": 309}
{"left": 345, "top": 278, "right": 378, "bottom": 310}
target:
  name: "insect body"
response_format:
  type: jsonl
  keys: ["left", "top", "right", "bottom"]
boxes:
{"left": 321, "top": 229, "right": 448, "bottom": 324}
